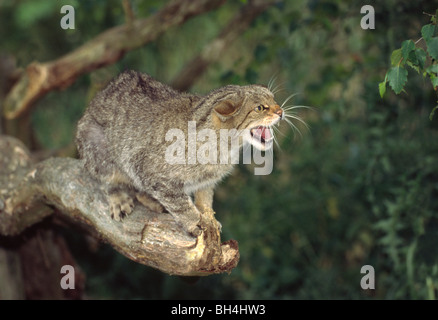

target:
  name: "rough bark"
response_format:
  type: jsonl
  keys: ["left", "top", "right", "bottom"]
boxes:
{"left": 3, "top": 0, "right": 226, "bottom": 120}
{"left": 0, "top": 135, "right": 239, "bottom": 276}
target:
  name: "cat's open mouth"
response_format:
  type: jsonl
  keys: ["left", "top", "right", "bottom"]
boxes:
{"left": 250, "top": 126, "right": 273, "bottom": 150}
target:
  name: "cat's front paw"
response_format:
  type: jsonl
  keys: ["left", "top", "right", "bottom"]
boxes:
{"left": 176, "top": 210, "right": 202, "bottom": 237}
{"left": 187, "top": 223, "right": 202, "bottom": 237}
{"left": 109, "top": 191, "right": 134, "bottom": 221}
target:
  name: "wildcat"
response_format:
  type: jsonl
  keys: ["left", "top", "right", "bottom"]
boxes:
{"left": 76, "top": 70, "right": 283, "bottom": 236}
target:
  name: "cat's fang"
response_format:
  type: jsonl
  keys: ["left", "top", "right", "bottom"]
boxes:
{"left": 251, "top": 126, "right": 272, "bottom": 143}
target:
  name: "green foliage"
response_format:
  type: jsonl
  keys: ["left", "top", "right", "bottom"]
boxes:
{"left": 379, "top": 10, "right": 438, "bottom": 119}
{"left": 14, "top": 0, "right": 55, "bottom": 28}
{"left": 364, "top": 107, "right": 438, "bottom": 298}
{"left": 386, "top": 66, "right": 408, "bottom": 94}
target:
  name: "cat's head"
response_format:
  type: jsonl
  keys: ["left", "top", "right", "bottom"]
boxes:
{"left": 211, "top": 85, "right": 283, "bottom": 151}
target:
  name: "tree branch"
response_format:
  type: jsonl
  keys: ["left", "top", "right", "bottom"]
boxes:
{"left": 3, "top": 0, "right": 226, "bottom": 120}
{"left": 0, "top": 135, "right": 239, "bottom": 276}
{"left": 122, "top": 0, "right": 135, "bottom": 28}
{"left": 171, "top": 0, "right": 277, "bottom": 91}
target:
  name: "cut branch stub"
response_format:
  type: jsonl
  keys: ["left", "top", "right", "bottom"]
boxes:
{"left": 0, "top": 135, "right": 239, "bottom": 276}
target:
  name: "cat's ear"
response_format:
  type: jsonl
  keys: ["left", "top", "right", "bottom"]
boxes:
{"left": 213, "top": 99, "right": 242, "bottom": 122}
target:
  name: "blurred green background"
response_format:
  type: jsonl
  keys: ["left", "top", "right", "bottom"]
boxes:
{"left": 1, "top": 0, "right": 438, "bottom": 299}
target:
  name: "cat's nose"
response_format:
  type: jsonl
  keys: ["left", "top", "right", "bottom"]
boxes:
{"left": 273, "top": 106, "right": 283, "bottom": 120}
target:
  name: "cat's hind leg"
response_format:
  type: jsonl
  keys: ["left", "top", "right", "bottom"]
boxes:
{"left": 77, "top": 116, "right": 136, "bottom": 221}
{"left": 136, "top": 192, "right": 165, "bottom": 213}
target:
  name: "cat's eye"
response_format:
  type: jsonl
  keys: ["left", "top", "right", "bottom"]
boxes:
{"left": 255, "top": 105, "right": 266, "bottom": 112}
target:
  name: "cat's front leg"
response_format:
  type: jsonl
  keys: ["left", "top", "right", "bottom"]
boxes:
{"left": 194, "top": 187, "right": 214, "bottom": 214}
{"left": 195, "top": 187, "right": 222, "bottom": 233}
{"left": 148, "top": 182, "right": 202, "bottom": 236}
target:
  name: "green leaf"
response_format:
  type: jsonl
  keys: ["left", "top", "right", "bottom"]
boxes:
{"left": 406, "top": 48, "right": 427, "bottom": 73}
{"left": 406, "top": 50, "right": 420, "bottom": 73}
{"left": 387, "top": 66, "right": 408, "bottom": 94}
{"left": 426, "top": 64, "right": 438, "bottom": 75}
{"left": 401, "top": 40, "right": 415, "bottom": 60}
{"left": 379, "top": 73, "right": 388, "bottom": 98}
{"left": 379, "top": 81, "right": 387, "bottom": 98}
{"left": 427, "top": 37, "right": 438, "bottom": 60}
{"left": 422, "top": 24, "right": 436, "bottom": 42}
{"left": 390, "top": 48, "right": 403, "bottom": 66}
{"left": 415, "top": 48, "right": 427, "bottom": 69}
{"left": 406, "top": 60, "right": 420, "bottom": 73}
{"left": 430, "top": 73, "right": 438, "bottom": 89}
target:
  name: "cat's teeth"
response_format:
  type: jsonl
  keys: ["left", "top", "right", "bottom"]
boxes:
{"left": 251, "top": 126, "right": 272, "bottom": 142}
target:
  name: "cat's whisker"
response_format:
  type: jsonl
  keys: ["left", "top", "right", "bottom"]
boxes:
{"left": 282, "top": 106, "right": 312, "bottom": 138}
{"left": 283, "top": 117, "right": 304, "bottom": 139}
{"left": 272, "top": 84, "right": 286, "bottom": 96}
{"left": 271, "top": 125, "right": 282, "bottom": 149}
{"left": 283, "top": 113, "right": 309, "bottom": 129}
{"left": 272, "top": 124, "right": 286, "bottom": 138}
{"left": 267, "top": 75, "right": 278, "bottom": 92}
{"left": 282, "top": 104, "right": 314, "bottom": 112}
{"left": 272, "top": 126, "right": 281, "bottom": 149}
{"left": 280, "top": 100, "right": 314, "bottom": 140}
{"left": 267, "top": 74, "right": 288, "bottom": 96}
{"left": 272, "top": 80, "right": 287, "bottom": 96}
{"left": 280, "top": 93, "right": 301, "bottom": 109}
{"left": 267, "top": 73, "right": 282, "bottom": 92}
